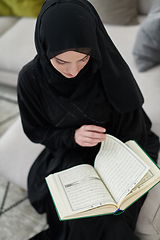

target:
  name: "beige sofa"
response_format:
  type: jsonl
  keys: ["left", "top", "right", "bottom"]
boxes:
{"left": 0, "top": 16, "right": 36, "bottom": 87}
{"left": 0, "top": 0, "right": 160, "bottom": 239}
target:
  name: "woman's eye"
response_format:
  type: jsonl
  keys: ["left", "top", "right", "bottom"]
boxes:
{"left": 82, "top": 55, "right": 89, "bottom": 62}
{"left": 56, "top": 59, "right": 65, "bottom": 64}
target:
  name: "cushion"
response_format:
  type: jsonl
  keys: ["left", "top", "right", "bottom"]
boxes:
{"left": 0, "top": 16, "right": 19, "bottom": 36}
{"left": 89, "top": 0, "right": 139, "bottom": 25}
{"left": 0, "top": 0, "right": 44, "bottom": 18}
{"left": 133, "top": 0, "right": 160, "bottom": 72}
{"left": 137, "top": 0, "right": 155, "bottom": 15}
{"left": 0, "top": 17, "right": 36, "bottom": 73}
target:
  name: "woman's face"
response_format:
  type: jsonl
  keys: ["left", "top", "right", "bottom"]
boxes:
{"left": 50, "top": 51, "right": 90, "bottom": 78}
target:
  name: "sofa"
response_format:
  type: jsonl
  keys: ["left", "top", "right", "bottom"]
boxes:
{"left": 0, "top": 0, "right": 160, "bottom": 239}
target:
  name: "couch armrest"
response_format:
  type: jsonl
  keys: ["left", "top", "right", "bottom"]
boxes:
{"left": 0, "top": 117, "right": 44, "bottom": 190}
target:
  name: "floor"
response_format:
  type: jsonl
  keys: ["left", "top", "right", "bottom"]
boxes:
{"left": 0, "top": 84, "right": 46, "bottom": 240}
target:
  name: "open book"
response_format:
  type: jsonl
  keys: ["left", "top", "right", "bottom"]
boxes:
{"left": 45, "top": 134, "right": 160, "bottom": 220}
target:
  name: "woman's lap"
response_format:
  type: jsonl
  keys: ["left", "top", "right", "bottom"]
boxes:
{"left": 29, "top": 190, "right": 144, "bottom": 240}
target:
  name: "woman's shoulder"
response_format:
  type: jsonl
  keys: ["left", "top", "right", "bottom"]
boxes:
{"left": 18, "top": 58, "right": 37, "bottom": 80}
{"left": 18, "top": 58, "right": 41, "bottom": 93}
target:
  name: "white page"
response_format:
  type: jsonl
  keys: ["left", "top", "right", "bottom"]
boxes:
{"left": 57, "top": 164, "right": 116, "bottom": 212}
{"left": 94, "top": 135, "right": 150, "bottom": 205}
{"left": 126, "top": 170, "right": 154, "bottom": 197}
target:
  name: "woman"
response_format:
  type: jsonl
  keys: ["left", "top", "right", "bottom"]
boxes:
{"left": 17, "top": 0, "right": 159, "bottom": 239}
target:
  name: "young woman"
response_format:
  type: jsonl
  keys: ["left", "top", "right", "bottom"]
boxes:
{"left": 17, "top": 0, "right": 159, "bottom": 239}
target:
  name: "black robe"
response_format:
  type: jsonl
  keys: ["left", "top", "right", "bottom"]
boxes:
{"left": 18, "top": 60, "right": 159, "bottom": 240}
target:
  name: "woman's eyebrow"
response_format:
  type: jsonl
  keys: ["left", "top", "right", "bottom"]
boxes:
{"left": 55, "top": 55, "right": 88, "bottom": 63}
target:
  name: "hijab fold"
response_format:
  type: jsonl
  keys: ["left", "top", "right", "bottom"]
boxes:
{"left": 34, "top": 0, "right": 144, "bottom": 113}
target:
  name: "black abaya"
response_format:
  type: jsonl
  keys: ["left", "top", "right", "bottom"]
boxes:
{"left": 18, "top": 64, "right": 159, "bottom": 239}
{"left": 17, "top": 0, "right": 159, "bottom": 239}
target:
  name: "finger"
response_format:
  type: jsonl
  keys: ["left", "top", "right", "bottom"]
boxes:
{"left": 82, "top": 141, "right": 99, "bottom": 147}
{"left": 84, "top": 131, "right": 106, "bottom": 140}
{"left": 82, "top": 125, "right": 106, "bottom": 133}
{"left": 79, "top": 135, "right": 106, "bottom": 147}
{"left": 84, "top": 136, "right": 105, "bottom": 145}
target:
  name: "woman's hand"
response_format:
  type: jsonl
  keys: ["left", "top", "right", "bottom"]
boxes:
{"left": 74, "top": 125, "right": 106, "bottom": 147}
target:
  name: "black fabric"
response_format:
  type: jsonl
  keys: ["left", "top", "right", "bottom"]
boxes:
{"left": 17, "top": 0, "right": 160, "bottom": 239}
{"left": 29, "top": 189, "right": 144, "bottom": 240}
{"left": 34, "top": 0, "right": 144, "bottom": 112}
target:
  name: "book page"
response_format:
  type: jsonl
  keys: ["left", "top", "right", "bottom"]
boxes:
{"left": 122, "top": 140, "right": 160, "bottom": 201}
{"left": 120, "top": 169, "right": 159, "bottom": 210}
{"left": 57, "top": 164, "right": 116, "bottom": 212}
{"left": 127, "top": 170, "right": 154, "bottom": 196}
{"left": 94, "top": 135, "right": 150, "bottom": 205}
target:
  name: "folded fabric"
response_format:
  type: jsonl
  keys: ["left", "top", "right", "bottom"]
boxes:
{"left": 133, "top": 0, "right": 160, "bottom": 72}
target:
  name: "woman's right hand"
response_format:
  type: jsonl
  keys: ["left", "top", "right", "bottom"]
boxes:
{"left": 74, "top": 125, "right": 106, "bottom": 147}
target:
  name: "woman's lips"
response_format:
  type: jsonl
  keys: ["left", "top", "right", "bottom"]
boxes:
{"left": 64, "top": 73, "right": 74, "bottom": 77}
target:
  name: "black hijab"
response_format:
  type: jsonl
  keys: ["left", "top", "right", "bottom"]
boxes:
{"left": 34, "top": 0, "right": 144, "bottom": 113}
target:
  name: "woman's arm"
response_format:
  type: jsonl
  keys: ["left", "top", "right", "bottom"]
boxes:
{"left": 17, "top": 68, "right": 77, "bottom": 150}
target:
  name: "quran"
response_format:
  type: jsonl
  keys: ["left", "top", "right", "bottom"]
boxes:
{"left": 45, "top": 134, "right": 160, "bottom": 220}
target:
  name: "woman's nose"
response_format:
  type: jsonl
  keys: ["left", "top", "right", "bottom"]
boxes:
{"left": 68, "top": 63, "right": 79, "bottom": 77}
